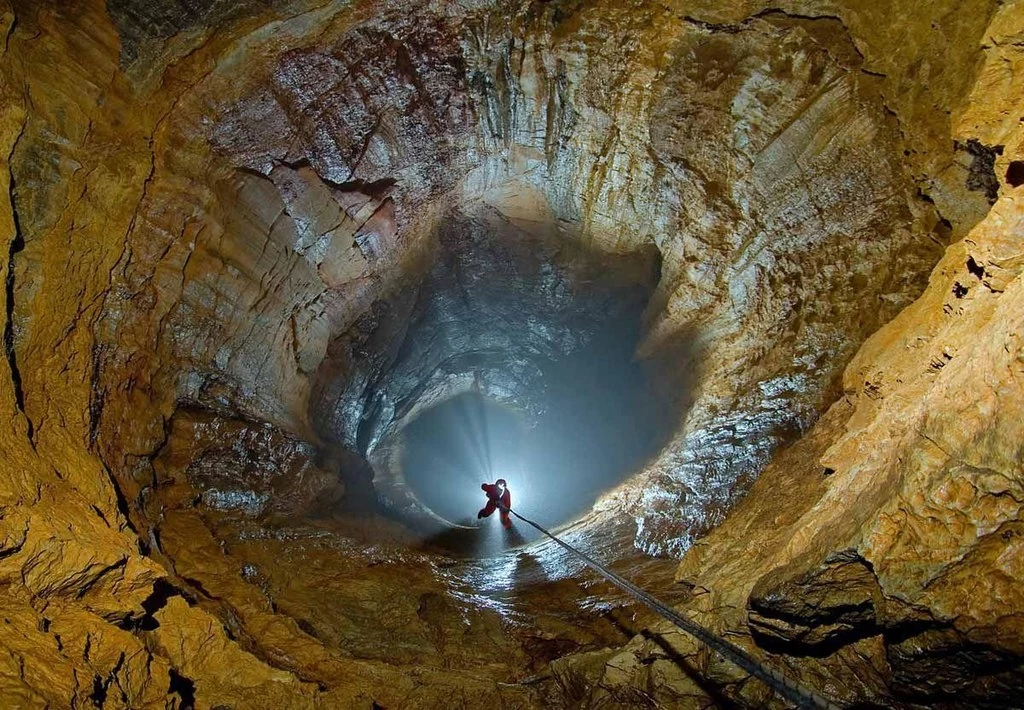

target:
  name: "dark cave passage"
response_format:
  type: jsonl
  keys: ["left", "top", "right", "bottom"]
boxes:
{"left": 319, "top": 205, "right": 680, "bottom": 549}
{"left": 402, "top": 392, "right": 525, "bottom": 528}
{"left": 399, "top": 299, "right": 674, "bottom": 556}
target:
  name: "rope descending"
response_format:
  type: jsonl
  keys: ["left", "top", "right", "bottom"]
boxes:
{"left": 501, "top": 504, "right": 843, "bottom": 710}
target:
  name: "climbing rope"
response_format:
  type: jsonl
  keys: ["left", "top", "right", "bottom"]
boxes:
{"left": 500, "top": 504, "right": 843, "bottom": 710}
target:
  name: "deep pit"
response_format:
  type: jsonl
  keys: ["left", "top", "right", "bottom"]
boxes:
{"left": 341, "top": 212, "right": 674, "bottom": 550}
{"left": 1, "top": 0, "right": 1022, "bottom": 708}
{"left": 402, "top": 393, "right": 526, "bottom": 528}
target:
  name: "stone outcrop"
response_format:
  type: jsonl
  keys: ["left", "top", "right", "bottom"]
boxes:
{"left": 0, "top": 0, "right": 1020, "bottom": 707}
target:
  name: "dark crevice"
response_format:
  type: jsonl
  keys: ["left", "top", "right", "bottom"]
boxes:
{"left": 683, "top": 8, "right": 870, "bottom": 74}
{"left": 233, "top": 163, "right": 280, "bottom": 182}
{"left": 123, "top": 578, "right": 182, "bottom": 631}
{"left": 751, "top": 620, "right": 883, "bottom": 658}
{"left": 90, "top": 674, "right": 107, "bottom": 707}
{"left": 0, "top": 534, "right": 25, "bottom": 560}
{"left": 330, "top": 176, "right": 397, "bottom": 198}
{"left": 89, "top": 652, "right": 125, "bottom": 708}
{"left": 748, "top": 555, "right": 889, "bottom": 657}
{"left": 956, "top": 138, "right": 1004, "bottom": 203}
{"left": 91, "top": 505, "right": 111, "bottom": 527}
{"left": 966, "top": 255, "right": 986, "bottom": 280}
{"left": 749, "top": 595, "right": 877, "bottom": 631}
{"left": 1006, "top": 160, "right": 1024, "bottom": 187}
{"left": 681, "top": 14, "right": 746, "bottom": 34}
{"left": 88, "top": 344, "right": 105, "bottom": 445}
{"left": 167, "top": 668, "right": 196, "bottom": 709}
{"left": 294, "top": 617, "right": 320, "bottom": 640}
{"left": 181, "top": 576, "right": 218, "bottom": 601}
{"left": 888, "top": 630, "right": 1024, "bottom": 706}
{"left": 4, "top": 173, "right": 32, "bottom": 441}
{"left": 883, "top": 618, "right": 953, "bottom": 646}
{"left": 103, "top": 462, "right": 139, "bottom": 535}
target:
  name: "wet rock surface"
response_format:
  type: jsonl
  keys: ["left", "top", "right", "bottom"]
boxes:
{"left": 0, "top": 0, "right": 1020, "bottom": 707}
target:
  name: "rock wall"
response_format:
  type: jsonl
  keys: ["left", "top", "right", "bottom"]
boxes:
{"left": 0, "top": 0, "right": 1018, "bottom": 707}
{"left": 552, "top": 4, "right": 1024, "bottom": 707}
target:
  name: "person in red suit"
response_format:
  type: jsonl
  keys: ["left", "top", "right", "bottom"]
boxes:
{"left": 478, "top": 478, "right": 512, "bottom": 528}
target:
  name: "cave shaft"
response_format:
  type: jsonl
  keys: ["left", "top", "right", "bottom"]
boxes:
{"left": 0, "top": 0, "right": 1021, "bottom": 707}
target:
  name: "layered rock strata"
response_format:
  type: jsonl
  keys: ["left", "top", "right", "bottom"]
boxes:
{"left": 0, "top": 0, "right": 1019, "bottom": 707}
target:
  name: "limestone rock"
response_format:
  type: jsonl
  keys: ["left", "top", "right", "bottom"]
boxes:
{"left": 0, "top": 0, "right": 1021, "bottom": 707}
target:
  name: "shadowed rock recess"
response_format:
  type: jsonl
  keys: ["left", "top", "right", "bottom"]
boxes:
{"left": 0, "top": 0, "right": 1020, "bottom": 706}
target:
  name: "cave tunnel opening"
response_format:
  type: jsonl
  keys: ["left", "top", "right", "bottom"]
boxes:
{"left": 350, "top": 207, "right": 677, "bottom": 557}
{"left": 401, "top": 392, "right": 525, "bottom": 529}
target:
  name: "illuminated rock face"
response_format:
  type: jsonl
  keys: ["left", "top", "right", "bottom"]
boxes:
{"left": 315, "top": 205, "right": 672, "bottom": 539}
{"left": 0, "top": 0, "right": 1021, "bottom": 707}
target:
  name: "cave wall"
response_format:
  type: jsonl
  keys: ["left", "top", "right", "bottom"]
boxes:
{"left": 552, "top": 5, "right": 1024, "bottom": 707}
{"left": 0, "top": 0, "right": 1018, "bottom": 707}
{"left": 561, "top": 182, "right": 1024, "bottom": 706}
{"left": 84, "top": 0, "right": 967, "bottom": 558}
{"left": 0, "top": 3, "right": 171, "bottom": 705}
